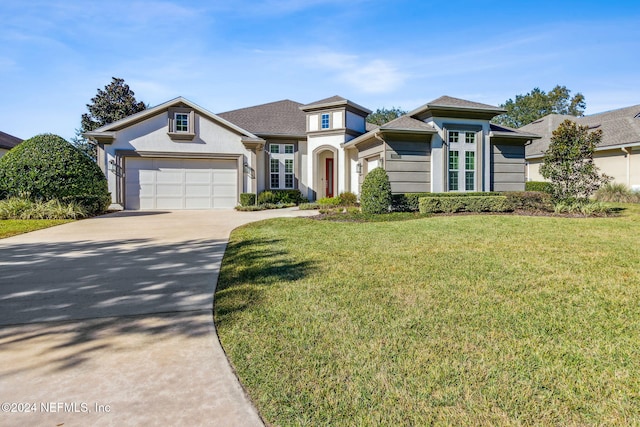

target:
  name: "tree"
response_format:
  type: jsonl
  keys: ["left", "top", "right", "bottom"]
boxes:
{"left": 366, "top": 107, "right": 407, "bottom": 126}
{"left": 539, "top": 119, "right": 609, "bottom": 201}
{"left": 492, "top": 85, "right": 586, "bottom": 128}
{"left": 73, "top": 77, "right": 147, "bottom": 160}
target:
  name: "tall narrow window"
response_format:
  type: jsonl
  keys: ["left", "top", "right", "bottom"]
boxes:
{"left": 449, "top": 151, "right": 459, "bottom": 191}
{"left": 447, "top": 128, "right": 478, "bottom": 192}
{"left": 321, "top": 113, "right": 330, "bottom": 129}
{"left": 175, "top": 113, "right": 189, "bottom": 132}
{"left": 465, "top": 152, "right": 475, "bottom": 191}
{"left": 269, "top": 144, "right": 295, "bottom": 189}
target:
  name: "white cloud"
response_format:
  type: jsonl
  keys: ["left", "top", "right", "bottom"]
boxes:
{"left": 302, "top": 50, "right": 406, "bottom": 93}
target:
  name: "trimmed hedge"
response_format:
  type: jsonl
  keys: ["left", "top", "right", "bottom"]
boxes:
{"left": 525, "top": 181, "right": 553, "bottom": 193}
{"left": 258, "top": 189, "right": 306, "bottom": 205}
{"left": 360, "top": 168, "right": 392, "bottom": 214}
{"left": 419, "top": 196, "right": 512, "bottom": 214}
{"left": 504, "top": 191, "right": 553, "bottom": 211}
{"left": 0, "top": 134, "right": 110, "bottom": 215}
{"left": 240, "top": 193, "right": 256, "bottom": 206}
{"left": 392, "top": 192, "right": 502, "bottom": 212}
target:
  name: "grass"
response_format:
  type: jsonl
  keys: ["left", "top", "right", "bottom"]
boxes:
{"left": 0, "top": 219, "right": 72, "bottom": 238}
{"left": 215, "top": 204, "right": 640, "bottom": 426}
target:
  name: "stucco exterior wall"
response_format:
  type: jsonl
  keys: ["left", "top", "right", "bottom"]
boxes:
{"left": 0, "top": 148, "right": 8, "bottom": 158}
{"left": 346, "top": 111, "right": 366, "bottom": 133}
{"left": 102, "top": 111, "right": 252, "bottom": 204}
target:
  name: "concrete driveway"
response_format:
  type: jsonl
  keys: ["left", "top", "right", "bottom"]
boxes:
{"left": 0, "top": 208, "right": 316, "bottom": 426}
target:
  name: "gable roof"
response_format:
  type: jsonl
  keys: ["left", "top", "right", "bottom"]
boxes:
{"left": 0, "top": 131, "right": 23, "bottom": 150}
{"left": 300, "top": 95, "right": 372, "bottom": 115}
{"left": 218, "top": 100, "right": 306, "bottom": 137}
{"left": 86, "top": 97, "right": 260, "bottom": 140}
{"left": 409, "top": 95, "right": 505, "bottom": 120}
{"left": 522, "top": 105, "right": 640, "bottom": 158}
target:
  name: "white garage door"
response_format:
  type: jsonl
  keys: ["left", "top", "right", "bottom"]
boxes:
{"left": 125, "top": 158, "right": 238, "bottom": 210}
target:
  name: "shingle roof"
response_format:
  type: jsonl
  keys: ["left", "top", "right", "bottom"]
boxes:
{"left": 428, "top": 95, "right": 504, "bottom": 111}
{"left": 489, "top": 123, "right": 541, "bottom": 139}
{"left": 0, "top": 131, "right": 23, "bottom": 150}
{"left": 303, "top": 95, "right": 347, "bottom": 107}
{"left": 300, "top": 95, "right": 371, "bottom": 115}
{"left": 379, "top": 115, "right": 436, "bottom": 132}
{"left": 218, "top": 99, "right": 307, "bottom": 137}
{"left": 522, "top": 105, "right": 640, "bottom": 158}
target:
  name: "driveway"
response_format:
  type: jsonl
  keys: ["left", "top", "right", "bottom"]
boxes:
{"left": 0, "top": 208, "right": 316, "bottom": 426}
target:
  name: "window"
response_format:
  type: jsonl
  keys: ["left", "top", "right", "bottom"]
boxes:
{"left": 448, "top": 151, "right": 459, "bottom": 191}
{"left": 270, "top": 158, "right": 280, "bottom": 188}
{"left": 447, "top": 128, "right": 478, "bottom": 192}
{"left": 175, "top": 113, "right": 188, "bottom": 132}
{"left": 269, "top": 144, "right": 295, "bottom": 189}
{"left": 321, "top": 113, "right": 330, "bottom": 129}
{"left": 448, "top": 131, "right": 459, "bottom": 143}
{"left": 465, "top": 152, "right": 475, "bottom": 191}
{"left": 465, "top": 132, "right": 475, "bottom": 144}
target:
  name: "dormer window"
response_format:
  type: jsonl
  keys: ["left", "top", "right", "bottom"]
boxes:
{"left": 175, "top": 113, "right": 189, "bottom": 132}
{"left": 321, "top": 113, "right": 330, "bottom": 129}
{"left": 168, "top": 107, "right": 195, "bottom": 140}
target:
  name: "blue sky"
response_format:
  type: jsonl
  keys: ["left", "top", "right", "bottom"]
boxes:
{"left": 1, "top": 0, "right": 639, "bottom": 140}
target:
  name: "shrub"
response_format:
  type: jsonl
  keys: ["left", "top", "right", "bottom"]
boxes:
{"left": 317, "top": 197, "right": 341, "bottom": 206}
{"left": 525, "top": 181, "right": 553, "bottom": 193}
{"left": 553, "top": 200, "right": 613, "bottom": 216}
{"left": 504, "top": 191, "right": 554, "bottom": 212}
{"left": 235, "top": 202, "right": 296, "bottom": 212}
{"left": 594, "top": 182, "right": 640, "bottom": 203}
{"left": 0, "top": 134, "right": 110, "bottom": 215}
{"left": 391, "top": 193, "right": 431, "bottom": 212}
{"left": 0, "top": 197, "right": 88, "bottom": 220}
{"left": 360, "top": 168, "right": 392, "bottom": 214}
{"left": 298, "top": 203, "right": 321, "bottom": 210}
{"left": 257, "top": 191, "right": 276, "bottom": 204}
{"left": 257, "top": 190, "right": 306, "bottom": 205}
{"left": 338, "top": 191, "right": 358, "bottom": 206}
{"left": 419, "top": 196, "right": 512, "bottom": 214}
{"left": 240, "top": 193, "right": 257, "bottom": 206}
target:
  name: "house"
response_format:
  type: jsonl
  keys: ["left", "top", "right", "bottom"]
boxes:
{"left": 522, "top": 105, "right": 640, "bottom": 191}
{"left": 0, "top": 131, "right": 23, "bottom": 158}
{"left": 85, "top": 95, "right": 539, "bottom": 210}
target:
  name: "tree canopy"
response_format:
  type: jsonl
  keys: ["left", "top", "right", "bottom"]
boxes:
{"left": 539, "top": 119, "right": 609, "bottom": 200}
{"left": 366, "top": 107, "right": 407, "bottom": 126}
{"left": 493, "top": 85, "right": 586, "bottom": 128}
{"left": 73, "top": 77, "right": 147, "bottom": 159}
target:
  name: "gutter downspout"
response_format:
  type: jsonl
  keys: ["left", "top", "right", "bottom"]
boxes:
{"left": 622, "top": 147, "right": 631, "bottom": 186}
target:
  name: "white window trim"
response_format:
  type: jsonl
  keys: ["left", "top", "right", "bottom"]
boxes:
{"left": 448, "top": 130, "right": 476, "bottom": 192}
{"left": 268, "top": 143, "right": 295, "bottom": 189}
{"left": 167, "top": 107, "right": 195, "bottom": 141}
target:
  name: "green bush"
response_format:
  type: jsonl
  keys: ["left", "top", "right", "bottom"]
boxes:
{"left": 553, "top": 200, "right": 613, "bottom": 216}
{"left": 0, "top": 134, "right": 110, "bottom": 215}
{"left": 0, "top": 197, "right": 88, "bottom": 220}
{"left": 525, "top": 181, "right": 553, "bottom": 193}
{"left": 298, "top": 203, "right": 321, "bottom": 210}
{"left": 317, "top": 197, "right": 341, "bottom": 206}
{"left": 360, "top": 168, "right": 392, "bottom": 214}
{"left": 240, "top": 193, "right": 257, "bottom": 206}
{"left": 391, "top": 193, "right": 431, "bottom": 212}
{"left": 235, "top": 202, "right": 296, "bottom": 212}
{"left": 594, "top": 182, "right": 640, "bottom": 203}
{"left": 504, "top": 191, "right": 554, "bottom": 212}
{"left": 419, "top": 196, "right": 512, "bottom": 214}
{"left": 338, "top": 191, "right": 358, "bottom": 206}
{"left": 258, "top": 190, "right": 306, "bottom": 205}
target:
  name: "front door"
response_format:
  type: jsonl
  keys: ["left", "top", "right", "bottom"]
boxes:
{"left": 325, "top": 158, "right": 334, "bottom": 198}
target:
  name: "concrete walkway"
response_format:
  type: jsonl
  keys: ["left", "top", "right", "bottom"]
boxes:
{"left": 0, "top": 208, "right": 316, "bottom": 426}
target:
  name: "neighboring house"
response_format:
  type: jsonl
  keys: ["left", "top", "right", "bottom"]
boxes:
{"left": 522, "top": 105, "right": 640, "bottom": 191}
{"left": 0, "top": 131, "right": 23, "bottom": 158}
{"left": 86, "top": 95, "right": 539, "bottom": 210}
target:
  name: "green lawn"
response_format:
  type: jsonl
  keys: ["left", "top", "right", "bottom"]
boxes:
{"left": 215, "top": 205, "right": 640, "bottom": 426}
{"left": 0, "top": 219, "right": 72, "bottom": 239}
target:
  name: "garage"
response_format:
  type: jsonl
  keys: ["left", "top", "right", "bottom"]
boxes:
{"left": 124, "top": 158, "right": 238, "bottom": 209}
